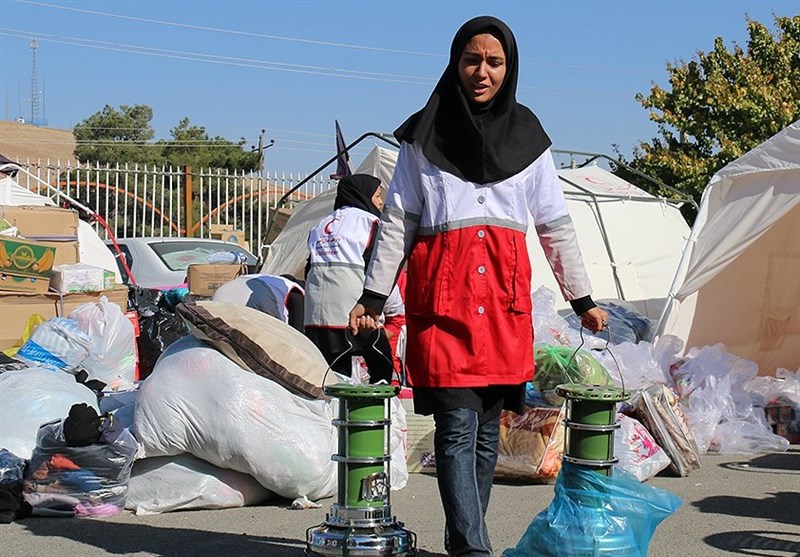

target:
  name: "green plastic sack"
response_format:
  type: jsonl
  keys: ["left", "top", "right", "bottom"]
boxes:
{"left": 533, "top": 344, "right": 614, "bottom": 406}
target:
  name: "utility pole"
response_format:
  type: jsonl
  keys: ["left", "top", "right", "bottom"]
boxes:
{"left": 252, "top": 128, "right": 275, "bottom": 178}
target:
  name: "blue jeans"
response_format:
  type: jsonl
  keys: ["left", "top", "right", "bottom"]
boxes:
{"left": 433, "top": 408, "right": 501, "bottom": 557}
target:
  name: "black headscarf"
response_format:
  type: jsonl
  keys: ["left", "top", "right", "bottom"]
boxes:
{"left": 333, "top": 173, "right": 382, "bottom": 217}
{"left": 394, "top": 15, "right": 551, "bottom": 185}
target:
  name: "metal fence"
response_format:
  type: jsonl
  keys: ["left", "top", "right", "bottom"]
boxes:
{"left": 12, "top": 159, "right": 338, "bottom": 257}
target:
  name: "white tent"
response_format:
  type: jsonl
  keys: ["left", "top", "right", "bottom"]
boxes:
{"left": 657, "top": 121, "right": 800, "bottom": 375}
{"left": 262, "top": 146, "right": 691, "bottom": 319}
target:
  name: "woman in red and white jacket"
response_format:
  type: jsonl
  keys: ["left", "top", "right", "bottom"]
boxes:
{"left": 349, "top": 16, "right": 608, "bottom": 557}
{"left": 304, "top": 173, "right": 394, "bottom": 383}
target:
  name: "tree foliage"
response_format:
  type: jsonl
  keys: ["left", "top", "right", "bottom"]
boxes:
{"left": 73, "top": 104, "right": 156, "bottom": 165}
{"left": 73, "top": 105, "right": 258, "bottom": 171}
{"left": 621, "top": 15, "right": 800, "bottom": 204}
{"left": 158, "top": 117, "right": 258, "bottom": 170}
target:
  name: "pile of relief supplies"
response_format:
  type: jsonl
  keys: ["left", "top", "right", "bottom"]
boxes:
{"left": 0, "top": 287, "right": 407, "bottom": 523}
{"left": 511, "top": 286, "right": 797, "bottom": 486}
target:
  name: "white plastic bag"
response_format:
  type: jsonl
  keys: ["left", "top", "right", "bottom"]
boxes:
{"left": 134, "top": 336, "right": 338, "bottom": 501}
{"left": 16, "top": 317, "right": 91, "bottom": 372}
{"left": 126, "top": 454, "right": 274, "bottom": 515}
{"left": 593, "top": 341, "right": 671, "bottom": 392}
{"left": 613, "top": 414, "right": 671, "bottom": 481}
{"left": 711, "top": 419, "right": 790, "bottom": 454}
{"left": 672, "top": 344, "right": 786, "bottom": 455}
{"left": 744, "top": 368, "right": 800, "bottom": 407}
{"left": 532, "top": 287, "right": 606, "bottom": 350}
{"left": 389, "top": 396, "right": 408, "bottom": 490}
{"left": 70, "top": 296, "right": 136, "bottom": 390}
{"left": 680, "top": 374, "right": 731, "bottom": 453}
{"left": 0, "top": 368, "right": 100, "bottom": 460}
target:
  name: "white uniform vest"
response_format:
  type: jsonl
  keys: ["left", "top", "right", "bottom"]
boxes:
{"left": 305, "top": 206, "right": 378, "bottom": 327}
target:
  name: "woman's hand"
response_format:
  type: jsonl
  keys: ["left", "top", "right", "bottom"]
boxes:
{"left": 580, "top": 306, "right": 609, "bottom": 334}
{"left": 349, "top": 303, "right": 381, "bottom": 336}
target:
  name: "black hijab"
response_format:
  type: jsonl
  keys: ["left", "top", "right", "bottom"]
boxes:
{"left": 394, "top": 15, "right": 551, "bottom": 185}
{"left": 333, "top": 173, "right": 382, "bottom": 217}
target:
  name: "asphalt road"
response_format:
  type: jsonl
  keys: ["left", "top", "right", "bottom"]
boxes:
{"left": 4, "top": 448, "right": 799, "bottom": 557}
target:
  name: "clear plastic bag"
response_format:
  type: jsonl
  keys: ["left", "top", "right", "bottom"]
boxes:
{"left": 711, "top": 419, "right": 790, "bottom": 454}
{"left": 70, "top": 296, "right": 137, "bottom": 390}
{"left": 16, "top": 317, "right": 91, "bottom": 372}
{"left": 24, "top": 419, "right": 138, "bottom": 517}
{"left": 614, "top": 414, "right": 671, "bottom": 482}
{"left": 134, "top": 336, "right": 339, "bottom": 501}
{"left": 744, "top": 368, "right": 800, "bottom": 407}
{"left": 593, "top": 341, "right": 672, "bottom": 392}
{"left": 533, "top": 344, "right": 614, "bottom": 406}
{"left": 495, "top": 405, "right": 566, "bottom": 483}
{"left": 0, "top": 449, "right": 27, "bottom": 523}
{"left": 565, "top": 300, "right": 652, "bottom": 345}
{"left": 628, "top": 384, "right": 701, "bottom": 476}
{"left": 532, "top": 287, "right": 606, "bottom": 350}
{"left": 0, "top": 367, "right": 100, "bottom": 460}
{"left": 502, "top": 462, "right": 681, "bottom": 557}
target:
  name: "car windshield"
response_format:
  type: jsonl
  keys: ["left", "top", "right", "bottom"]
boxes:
{"left": 148, "top": 241, "right": 257, "bottom": 271}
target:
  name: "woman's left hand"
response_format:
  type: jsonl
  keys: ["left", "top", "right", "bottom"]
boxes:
{"left": 580, "top": 306, "right": 609, "bottom": 334}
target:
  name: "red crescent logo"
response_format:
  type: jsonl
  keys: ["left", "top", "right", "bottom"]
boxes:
{"left": 323, "top": 216, "right": 340, "bottom": 235}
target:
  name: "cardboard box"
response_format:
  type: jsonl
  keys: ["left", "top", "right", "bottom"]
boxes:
{"left": 209, "top": 224, "right": 248, "bottom": 247}
{"left": 34, "top": 240, "right": 80, "bottom": 267}
{"left": 399, "top": 388, "right": 437, "bottom": 474}
{"left": 187, "top": 264, "right": 245, "bottom": 297}
{"left": 0, "top": 205, "right": 79, "bottom": 241}
{"left": 0, "top": 274, "right": 50, "bottom": 294}
{"left": 209, "top": 224, "right": 234, "bottom": 236}
{"left": 0, "top": 286, "right": 129, "bottom": 351}
{"left": 50, "top": 263, "right": 113, "bottom": 293}
{"left": 0, "top": 237, "right": 57, "bottom": 288}
{"left": 266, "top": 207, "right": 293, "bottom": 244}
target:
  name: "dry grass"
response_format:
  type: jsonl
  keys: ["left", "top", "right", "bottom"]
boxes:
{"left": 0, "top": 120, "right": 76, "bottom": 165}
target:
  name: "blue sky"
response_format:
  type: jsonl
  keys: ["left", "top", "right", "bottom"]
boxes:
{"left": 0, "top": 0, "right": 796, "bottom": 174}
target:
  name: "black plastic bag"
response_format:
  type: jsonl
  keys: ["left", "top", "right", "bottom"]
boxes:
{"left": 128, "top": 286, "right": 189, "bottom": 379}
{"left": 0, "top": 449, "right": 28, "bottom": 523}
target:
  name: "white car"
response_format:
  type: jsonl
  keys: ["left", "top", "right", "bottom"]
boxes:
{"left": 105, "top": 237, "right": 259, "bottom": 289}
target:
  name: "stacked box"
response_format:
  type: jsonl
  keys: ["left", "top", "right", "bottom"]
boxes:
{"left": 0, "top": 286, "right": 129, "bottom": 351}
{"left": 186, "top": 264, "right": 245, "bottom": 297}
{"left": 0, "top": 237, "right": 57, "bottom": 293}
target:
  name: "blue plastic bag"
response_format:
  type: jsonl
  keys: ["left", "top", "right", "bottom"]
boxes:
{"left": 565, "top": 301, "right": 651, "bottom": 345}
{"left": 503, "top": 462, "right": 681, "bottom": 557}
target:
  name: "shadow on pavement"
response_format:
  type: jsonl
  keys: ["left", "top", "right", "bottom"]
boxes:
{"left": 704, "top": 530, "right": 800, "bottom": 557}
{"left": 18, "top": 517, "right": 442, "bottom": 557}
{"left": 720, "top": 450, "right": 800, "bottom": 474}
{"left": 692, "top": 491, "right": 799, "bottom": 525}
{"left": 693, "top": 491, "right": 800, "bottom": 556}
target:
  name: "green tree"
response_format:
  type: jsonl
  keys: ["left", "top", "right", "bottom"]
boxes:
{"left": 73, "top": 104, "right": 157, "bottom": 164}
{"left": 159, "top": 117, "right": 258, "bottom": 171}
{"left": 621, "top": 15, "right": 800, "bottom": 206}
{"left": 73, "top": 106, "right": 258, "bottom": 171}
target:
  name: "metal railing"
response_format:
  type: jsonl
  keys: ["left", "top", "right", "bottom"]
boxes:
{"left": 10, "top": 158, "right": 339, "bottom": 257}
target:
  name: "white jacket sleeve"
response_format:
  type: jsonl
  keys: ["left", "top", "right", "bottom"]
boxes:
{"left": 364, "top": 143, "right": 424, "bottom": 297}
{"left": 526, "top": 149, "right": 592, "bottom": 301}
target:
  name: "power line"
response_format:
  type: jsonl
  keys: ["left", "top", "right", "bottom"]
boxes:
{"left": 17, "top": 0, "right": 444, "bottom": 58}
{"left": 0, "top": 28, "right": 632, "bottom": 98}
{"left": 0, "top": 28, "right": 435, "bottom": 85}
{"left": 16, "top": 0, "right": 656, "bottom": 74}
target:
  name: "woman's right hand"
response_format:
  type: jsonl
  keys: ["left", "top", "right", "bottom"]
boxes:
{"left": 349, "top": 303, "right": 380, "bottom": 336}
